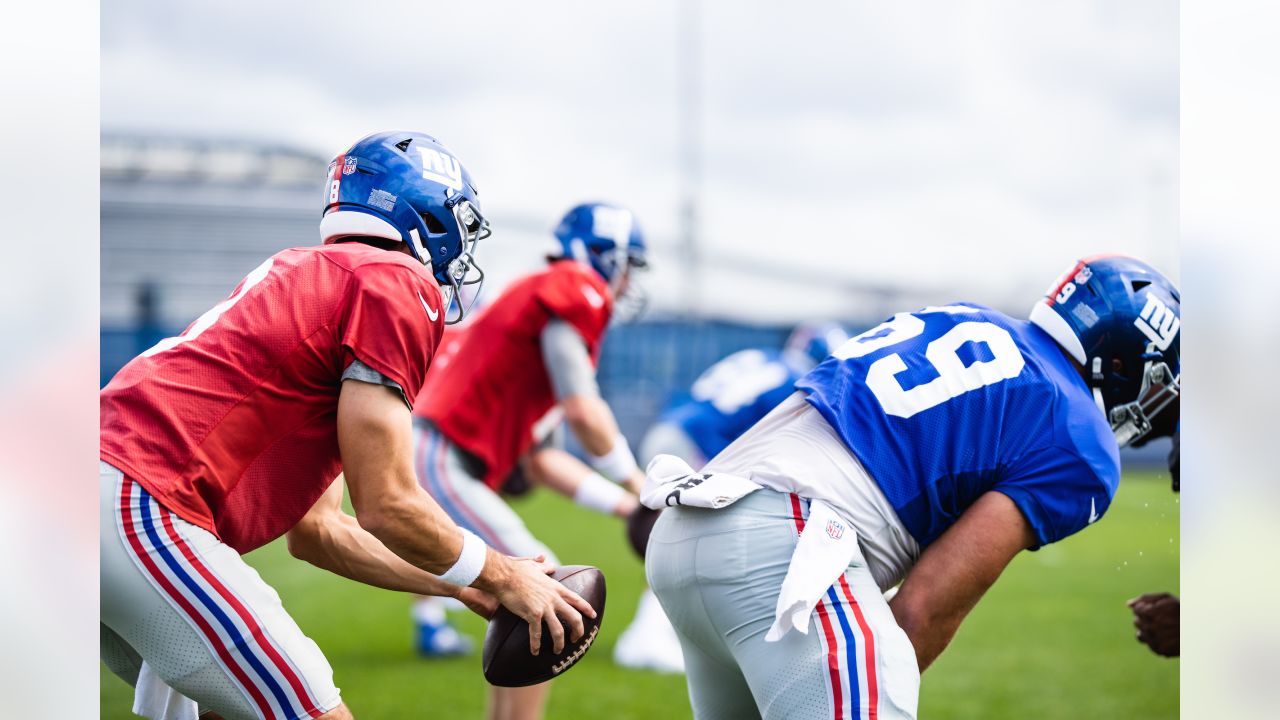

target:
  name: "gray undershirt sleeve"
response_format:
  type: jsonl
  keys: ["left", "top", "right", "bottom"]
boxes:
{"left": 541, "top": 318, "right": 600, "bottom": 401}
{"left": 534, "top": 424, "right": 566, "bottom": 451}
{"left": 341, "top": 359, "right": 411, "bottom": 410}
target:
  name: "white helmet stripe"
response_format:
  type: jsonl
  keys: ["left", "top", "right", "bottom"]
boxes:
{"left": 319, "top": 210, "right": 404, "bottom": 244}
{"left": 1029, "top": 301, "right": 1087, "bottom": 365}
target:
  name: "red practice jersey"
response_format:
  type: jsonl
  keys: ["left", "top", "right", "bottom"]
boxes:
{"left": 101, "top": 243, "right": 445, "bottom": 553}
{"left": 414, "top": 260, "right": 613, "bottom": 489}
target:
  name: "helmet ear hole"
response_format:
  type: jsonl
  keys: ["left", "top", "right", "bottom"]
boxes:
{"left": 1131, "top": 280, "right": 1152, "bottom": 292}
{"left": 420, "top": 212, "right": 448, "bottom": 235}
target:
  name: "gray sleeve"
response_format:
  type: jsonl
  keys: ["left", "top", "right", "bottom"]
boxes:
{"left": 541, "top": 319, "right": 600, "bottom": 400}
{"left": 341, "top": 359, "right": 411, "bottom": 410}
{"left": 534, "top": 424, "right": 566, "bottom": 451}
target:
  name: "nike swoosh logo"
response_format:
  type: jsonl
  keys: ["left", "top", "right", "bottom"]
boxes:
{"left": 418, "top": 290, "right": 439, "bottom": 322}
{"left": 1087, "top": 497, "right": 1099, "bottom": 525}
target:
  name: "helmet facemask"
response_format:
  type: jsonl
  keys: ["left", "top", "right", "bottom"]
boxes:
{"left": 611, "top": 251, "right": 650, "bottom": 323}
{"left": 1107, "top": 349, "right": 1180, "bottom": 447}
{"left": 437, "top": 197, "right": 490, "bottom": 324}
{"left": 604, "top": 212, "right": 655, "bottom": 322}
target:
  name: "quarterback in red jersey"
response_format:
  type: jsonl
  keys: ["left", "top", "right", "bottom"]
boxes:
{"left": 100, "top": 132, "right": 594, "bottom": 720}
{"left": 410, "top": 203, "right": 648, "bottom": 719}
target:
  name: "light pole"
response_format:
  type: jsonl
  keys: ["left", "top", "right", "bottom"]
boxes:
{"left": 678, "top": 0, "right": 703, "bottom": 320}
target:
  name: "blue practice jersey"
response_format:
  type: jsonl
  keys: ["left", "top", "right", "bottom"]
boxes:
{"left": 796, "top": 303, "right": 1120, "bottom": 549}
{"left": 662, "top": 348, "right": 805, "bottom": 460}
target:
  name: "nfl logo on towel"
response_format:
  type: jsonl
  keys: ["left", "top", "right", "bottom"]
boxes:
{"left": 825, "top": 519, "right": 844, "bottom": 540}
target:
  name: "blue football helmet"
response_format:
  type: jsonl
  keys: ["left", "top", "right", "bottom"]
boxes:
{"left": 783, "top": 321, "right": 850, "bottom": 371}
{"left": 320, "top": 131, "right": 490, "bottom": 323}
{"left": 551, "top": 202, "right": 648, "bottom": 294}
{"left": 1030, "top": 255, "right": 1180, "bottom": 447}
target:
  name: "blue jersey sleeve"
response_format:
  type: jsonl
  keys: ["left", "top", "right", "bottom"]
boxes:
{"left": 996, "top": 444, "right": 1119, "bottom": 549}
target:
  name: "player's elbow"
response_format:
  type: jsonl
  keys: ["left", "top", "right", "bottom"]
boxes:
{"left": 890, "top": 597, "right": 933, "bottom": 642}
{"left": 889, "top": 594, "right": 960, "bottom": 672}
{"left": 561, "top": 395, "right": 595, "bottom": 430}
{"left": 286, "top": 521, "right": 324, "bottom": 564}
{"left": 355, "top": 496, "right": 416, "bottom": 544}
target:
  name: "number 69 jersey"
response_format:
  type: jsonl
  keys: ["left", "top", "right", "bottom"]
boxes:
{"left": 796, "top": 303, "right": 1120, "bottom": 550}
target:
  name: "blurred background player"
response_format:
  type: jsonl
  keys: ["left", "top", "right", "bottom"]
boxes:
{"left": 410, "top": 202, "right": 647, "bottom": 720}
{"left": 100, "top": 132, "right": 595, "bottom": 720}
{"left": 644, "top": 255, "right": 1180, "bottom": 719}
{"left": 615, "top": 321, "right": 850, "bottom": 672}
{"left": 639, "top": 322, "right": 851, "bottom": 471}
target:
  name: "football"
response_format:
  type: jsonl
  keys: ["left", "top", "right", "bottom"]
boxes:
{"left": 482, "top": 565, "right": 607, "bottom": 687}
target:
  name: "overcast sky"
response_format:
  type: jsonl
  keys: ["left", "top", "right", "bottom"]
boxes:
{"left": 102, "top": 0, "right": 1178, "bottom": 323}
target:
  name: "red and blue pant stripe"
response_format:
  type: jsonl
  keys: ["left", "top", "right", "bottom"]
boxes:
{"left": 119, "top": 479, "right": 325, "bottom": 720}
{"left": 789, "top": 493, "right": 881, "bottom": 720}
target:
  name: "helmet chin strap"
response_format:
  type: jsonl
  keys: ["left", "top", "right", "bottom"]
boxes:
{"left": 407, "top": 227, "right": 429, "bottom": 265}
{"left": 1090, "top": 357, "right": 1107, "bottom": 415}
{"left": 608, "top": 247, "right": 628, "bottom": 294}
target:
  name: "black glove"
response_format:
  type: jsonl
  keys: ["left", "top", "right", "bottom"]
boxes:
{"left": 626, "top": 505, "right": 662, "bottom": 559}
{"left": 500, "top": 465, "right": 533, "bottom": 498}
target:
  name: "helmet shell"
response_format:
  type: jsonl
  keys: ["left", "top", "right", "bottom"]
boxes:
{"left": 320, "top": 131, "right": 485, "bottom": 287}
{"left": 1030, "top": 254, "right": 1180, "bottom": 418}
{"left": 551, "top": 202, "right": 647, "bottom": 286}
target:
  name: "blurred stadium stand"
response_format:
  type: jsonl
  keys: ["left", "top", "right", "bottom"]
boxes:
{"left": 99, "top": 134, "right": 802, "bottom": 439}
{"left": 101, "top": 133, "right": 1168, "bottom": 466}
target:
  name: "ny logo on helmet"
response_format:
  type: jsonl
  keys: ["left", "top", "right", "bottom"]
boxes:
{"left": 1134, "top": 295, "right": 1179, "bottom": 351}
{"left": 416, "top": 147, "right": 463, "bottom": 191}
{"left": 590, "top": 206, "right": 633, "bottom": 245}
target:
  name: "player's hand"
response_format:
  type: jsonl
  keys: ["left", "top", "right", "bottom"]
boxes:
{"left": 1127, "top": 592, "right": 1179, "bottom": 657}
{"left": 625, "top": 468, "right": 645, "bottom": 497}
{"left": 455, "top": 586, "right": 499, "bottom": 620}
{"left": 491, "top": 554, "right": 596, "bottom": 656}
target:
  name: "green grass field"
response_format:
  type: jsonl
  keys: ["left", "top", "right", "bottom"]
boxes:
{"left": 102, "top": 472, "right": 1178, "bottom": 719}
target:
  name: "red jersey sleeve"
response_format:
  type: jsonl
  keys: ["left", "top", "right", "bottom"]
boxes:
{"left": 534, "top": 263, "right": 613, "bottom": 356}
{"left": 341, "top": 262, "right": 445, "bottom": 402}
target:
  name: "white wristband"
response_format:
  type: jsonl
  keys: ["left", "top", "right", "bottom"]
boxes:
{"left": 589, "top": 434, "right": 639, "bottom": 483}
{"left": 574, "top": 472, "right": 629, "bottom": 515}
{"left": 438, "top": 528, "right": 487, "bottom": 587}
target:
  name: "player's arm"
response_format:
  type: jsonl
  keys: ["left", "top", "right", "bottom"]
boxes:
{"left": 520, "top": 446, "right": 638, "bottom": 518}
{"left": 337, "top": 378, "right": 595, "bottom": 654}
{"left": 542, "top": 319, "right": 644, "bottom": 494}
{"left": 888, "top": 491, "right": 1036, "bottom": 672}
{"left": 287, "top": 476, "right": 498, "bottom": 618}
